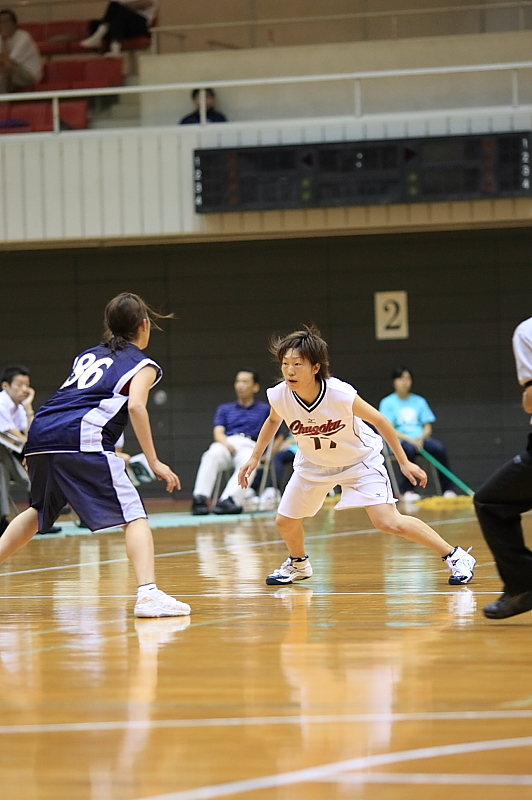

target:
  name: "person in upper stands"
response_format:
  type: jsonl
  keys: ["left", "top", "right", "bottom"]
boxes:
{"left": 180, "top": 88, "right": 227, "bottom": 125}
{"left": 0, "top": 9, "right": 42, "bottom": 93}
{"left": 81, "top": 0, "right": 157, "bottom": 56}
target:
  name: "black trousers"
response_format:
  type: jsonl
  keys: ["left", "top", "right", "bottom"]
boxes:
{"left": 91, "top": 2, "right": 149, "bottom": 42}
{"left": 474, "top": 432, "right": 532, "bottom": 593}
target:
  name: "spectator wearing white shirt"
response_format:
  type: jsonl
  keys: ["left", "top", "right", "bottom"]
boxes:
{"left": 0, "top": 9, "right": 42, "bottom": 94}
{"left": 0, "top": 364, "right": 61, "bottom": 536}
{"left": 0, "top": 364, "right": 33, "bottom": 535}
{"left": 81, "top": 0, "right": 157, "bottom": 55}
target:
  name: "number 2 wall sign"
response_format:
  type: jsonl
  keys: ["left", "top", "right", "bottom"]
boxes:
{"left": 374, "top": 291, "right": 409, "bottom": 340}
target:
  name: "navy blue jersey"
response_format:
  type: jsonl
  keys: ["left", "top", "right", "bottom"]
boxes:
{"left": 26, "top": 343, "right": 161, "bottom": 455}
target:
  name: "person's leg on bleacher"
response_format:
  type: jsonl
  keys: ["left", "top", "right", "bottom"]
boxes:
{"left": 82, "top": 2, "right": 149, "bottom": 52}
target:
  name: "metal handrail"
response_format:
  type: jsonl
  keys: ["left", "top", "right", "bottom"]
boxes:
{"left": 2, "top": 59, "right": 532, "bottom": 133}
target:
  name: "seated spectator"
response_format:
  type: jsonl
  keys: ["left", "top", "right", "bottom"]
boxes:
{"left": 0, "top": 364, "right": 33, "bottom": 533}
{"left": 379, "top": 365, "right": 457, "bottom": 501}
{"left": 180, "top": 88, "right": 227, "bottom": 125}
{"left": 0, "top": 364, "right": 61, "bottom": 535}
{"left": 191, "top": 369, "right": 270, "bottom": 515}
{"left": 0, "top": 9, "right": 42, "bottom": 94}
{"left": 81, "top": 0, "right": 157, "bottom": 55}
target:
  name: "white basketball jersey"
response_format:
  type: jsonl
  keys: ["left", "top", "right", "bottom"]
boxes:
{"left": 267, "top": 377, "right": 383, "bottom": 474}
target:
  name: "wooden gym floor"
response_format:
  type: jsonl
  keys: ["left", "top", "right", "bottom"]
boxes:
{"left": 0, "top": 499, "right": 531, "bottom": 800}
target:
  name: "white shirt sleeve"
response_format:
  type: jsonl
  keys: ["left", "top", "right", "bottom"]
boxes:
{"left": 512, "top": 318, "right": 532, "bottom": 385}
{"left": 0, "top": 392, "right": 27, "bottom": 433}
{"left": 6, "top": 30, "right": 42, "bottom": 83}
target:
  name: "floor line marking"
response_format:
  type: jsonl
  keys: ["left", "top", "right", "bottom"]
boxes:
{"left": 0, "top": 515, "right": 477, "bottom": 579}
{"left": 323, "top": 772, "right": 532, "bottom": 786}
{"left": 2, "top": 710, "right": 532, "bottom": 735}
{"left": 138, "top": 736, "right": 532, "bottom": 800}
{"left": 0, "top": 591, "right": 502, "bottom": 599}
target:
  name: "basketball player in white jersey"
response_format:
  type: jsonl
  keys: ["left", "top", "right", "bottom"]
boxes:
{"left": 239, "top": 325, "right": 476, "bottom": 586}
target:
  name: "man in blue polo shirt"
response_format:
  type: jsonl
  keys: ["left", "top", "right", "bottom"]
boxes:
{"left": 191, "top": 369, "right": 270, "bottom": 515}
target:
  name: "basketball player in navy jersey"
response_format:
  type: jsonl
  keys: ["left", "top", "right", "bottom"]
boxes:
{"left": 0, "top": 293, "right": 190, "bottom": 618}
{"left": 239, "top": 325, "right": 476, "bottom": 587}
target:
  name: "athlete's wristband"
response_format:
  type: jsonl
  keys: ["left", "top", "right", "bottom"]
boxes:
{"left": 523, "top": 380, "right": 532, "bottom": 388}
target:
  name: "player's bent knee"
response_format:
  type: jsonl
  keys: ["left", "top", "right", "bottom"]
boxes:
{"left": 370, "top": 510, "right": 403, "bottom": 536}
{"left": 276, "top": 513, "right": 299, "bottom": 532}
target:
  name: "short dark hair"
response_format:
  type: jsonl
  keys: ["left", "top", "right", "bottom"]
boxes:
{"left": 191, "top": 87, "right": 215, "bottom": 100}
{"left": 237, "top": 368, "right": 260, "bottom": 384}
{"left": 391, "top": 365, "right": 412, "bottom": 381}
{"left": 0, "top": 9, "right": 18, "bottom": 25}
{"left": 1, "top": 364, "right": 30, "bottom": 385}
{"left": 270, "top": 325, "right": 330, "bottom": 380}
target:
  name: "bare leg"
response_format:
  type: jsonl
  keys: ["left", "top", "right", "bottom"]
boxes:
{"left": 124, "top": 518, "right": 155, "bottom": 585}
{"left": 0, "top": 508, "right": 40, "bottom": 563}
{"left": 365, "top": 503, "right": 452, "bottom": 557}
{"left": 276, "top": 514, "right": 307, "bottom": 558}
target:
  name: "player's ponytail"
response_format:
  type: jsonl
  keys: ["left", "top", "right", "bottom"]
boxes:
{"left": 102, "top": 292, "right": 173, "bottom": 352}
{"left": 270, "top": 324, "right": 330, "bottom": 379}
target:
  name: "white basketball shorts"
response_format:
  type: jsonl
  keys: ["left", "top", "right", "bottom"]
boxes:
{"left": 277, "top": 451, "right": 396, "bottom": 520}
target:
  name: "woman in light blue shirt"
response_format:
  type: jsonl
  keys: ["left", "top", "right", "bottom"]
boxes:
{"left": 379, "top": 366, "right": 456, "bottom": 500}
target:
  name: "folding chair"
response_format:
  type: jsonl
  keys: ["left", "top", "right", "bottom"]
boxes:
{"left": 210, "top": 439, "right": 278, "bottom": 510}
{"left": 383, "top": 443, "right": 442, "bottom": 498}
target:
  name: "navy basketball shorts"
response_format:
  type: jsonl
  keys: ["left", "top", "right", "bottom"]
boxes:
{"left": 27, "top": 451, "right": 148, "bottom": 533}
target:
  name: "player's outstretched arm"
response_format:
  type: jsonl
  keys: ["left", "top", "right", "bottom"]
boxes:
{"left": 353, "top": 395, "right": 427, "bottom": 488}
{"left": 128, "top": 366, "right": 181, "bottom": 492}
{"left": 238, "top": 409, "right": 283, "bottom": 489}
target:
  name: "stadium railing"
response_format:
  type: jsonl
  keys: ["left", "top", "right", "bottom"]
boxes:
{"left": 1, "top": 59, "right": 531, "bottom": 134}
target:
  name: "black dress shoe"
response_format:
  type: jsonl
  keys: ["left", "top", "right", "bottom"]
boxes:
{"left": 191, "top": 495, "right": 210, "bottom": 515}
{"left": 483, "top": 590, "right": 532, "bottom": 619}
{"left": 213, "top": 497, "right": 243, "bottom": 515}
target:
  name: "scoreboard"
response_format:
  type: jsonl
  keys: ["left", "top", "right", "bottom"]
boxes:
{"left": 193, "top": 132, "right": 531, "bottom": 213}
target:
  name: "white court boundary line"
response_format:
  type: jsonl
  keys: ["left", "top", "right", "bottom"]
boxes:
{"left": 0, "top": 515, "right": 478, "bottom": 578}
{"left": 1, "top": 709, "right": 532, "bottom": 735}
{"left": 323, "top": 771, "right": 532, "bottom": 785}
{"left": 140, "top": 736, "right": 532, "bottom": 800}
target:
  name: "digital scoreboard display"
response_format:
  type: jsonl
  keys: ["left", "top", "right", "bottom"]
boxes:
{"left": 193, "top": 132, "right": 531, "bottom": 213}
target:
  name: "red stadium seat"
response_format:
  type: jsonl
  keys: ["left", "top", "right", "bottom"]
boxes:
{"left": 13, "top": 102, "right": 53, "bottom": 132}
{"left": 47, "top": 60, "right": 85, "bottom": 84}
{"left": 59, "top": 100, "right": 89, "bottom": 129}
{"left": 83, "top": 57, "right": 122, "bottom": 87}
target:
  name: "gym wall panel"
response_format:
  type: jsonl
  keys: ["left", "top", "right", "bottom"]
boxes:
{"left": 4, "top": 142, "right": 25, "bottom": 241}
{"left": 80, "top": 137, "right": 104, "bottom": 238}
{"left": 22, "top": 140, "right": 45, "bottom": 241}
{"left": 42, "top": 139, "right": 64, "bottom": 239}
{"left": 3, "top": 106, "right": 532, "bottom": 246}
{"left": 121, "top": 136, "right": 143, "bottom": 236}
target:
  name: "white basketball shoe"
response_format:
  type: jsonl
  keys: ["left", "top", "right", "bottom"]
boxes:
{"left": 444, "top": 546, "right": 476, "bottom": 585}
{"left": 134, "top": 588, "right": 191, "bottom": 617}
{"left": 266, "top": 555, "right": 313, "bottom": 585}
